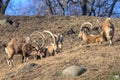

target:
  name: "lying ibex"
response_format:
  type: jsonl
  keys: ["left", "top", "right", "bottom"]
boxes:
{"left": 80, "top": 21, "right": 101, "bottom": 35}
{"left": 78, "top": 31, "right": 104, "bottom": 44}
{"left": 97, "top": 18, "right": 114, "bottom": 46}
{"left": 78, "top": 22, "right": 104, "bottom": 44}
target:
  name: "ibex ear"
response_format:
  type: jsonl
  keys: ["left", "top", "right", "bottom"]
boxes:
{"left": 60, "top": 34, "right": 63, "bottom": 38}
{"left": 83, "top": 30, "right": 86, "bottom": 33}
{"left": 25, "top": 37, "right": 31, "bottom": 43}
{"left": 61, "top": 32, "right": 65, "bottom": 36}
{"left": 97, "top": 19, "right": 102, "bottom": 28}
{"left": 53, "top": 34, "right": 58, "bottom": 39}
{"left": 106, "top": 18, "right": 111, "bottom": 22}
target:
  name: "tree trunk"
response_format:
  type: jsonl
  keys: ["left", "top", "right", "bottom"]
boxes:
{"left": 108, "top": 0, "right": 118, "bottom": 17}
{"left": 57, "top": 0, "right": 65, "bottom": 15}
{"left": 89, "top": 0, "right": 95, "bottom": 16}
{"left": 0, "top": 0, "right": 2, "bottom": 14}
{"left": 45, "top": 0, "right": 54, "bottom": 15}
{"left": 0, "top": 0, "right": 10, "bottom": 14}
{"left": 81, "top": 0, "right": 87, "bottom": 15}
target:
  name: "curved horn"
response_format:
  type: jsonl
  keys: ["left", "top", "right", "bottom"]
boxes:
{"left": 53, "top": 34, "right": 58, "bottom": 40}
{"left": 25, "top": 37, "right": 31, "bottom": 43}
{"left": 30, "top": 31, "right": 46, "bottom": 48}
{"left": 105, "top": 18, "right": 111, "bottom": 23}
{"left": 80, "top": 22, "right": 93, "bottom": 31}
{"left": 97, "top": 19, "right": 101, "bottom": 27}
{"left": 30, "top": 31, "right": 45, "bottom": 39}
{"left": 43, "top": 30, "right": 56, "bottom": 45}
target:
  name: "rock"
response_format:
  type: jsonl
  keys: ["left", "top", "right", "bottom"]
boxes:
{"left": 2, "top": 63, "right": 38, "bottom": 79}
{"left": 62, "top": 65, "right": 86, "bottom": 77}
{"left": 113, "top": 75, "right": 120, "bottom": 79}
{"left": 0, "top": 19, "right": 7, "bottom": 26}
{"left": 33, "top": 77, "right": 41, "bottom": 80}
{"left": 17, "top": 63, "right": 38, "bottom": 73}
{"left": 5, "top": 71, "right": 15, "bottom": 78}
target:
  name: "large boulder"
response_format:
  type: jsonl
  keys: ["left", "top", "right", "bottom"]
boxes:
{"left": 62, "top": 65, "right": 86, "bottom": 77}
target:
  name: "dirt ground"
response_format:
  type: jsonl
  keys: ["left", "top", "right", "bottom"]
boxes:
{"left": 0, "top": 15, "right": 120, "bottom": 80}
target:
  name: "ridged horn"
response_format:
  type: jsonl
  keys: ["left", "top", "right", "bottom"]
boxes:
{"left": 43, "top": 30, "right": 56, "bottom": 45}
{"left": 30, "top": 31, "right": 46, "bottom": 48}
{"left": 53, "top": 34, "right": 58, "bottom": 41}
{"left": 80, "top": 22, "right": 93, "bottom": 31}
{"left": 97, "top": 19, "right": 101, "bottom": 27}
{"left": 105, "top": 18, "right": 111, "bottom": 23}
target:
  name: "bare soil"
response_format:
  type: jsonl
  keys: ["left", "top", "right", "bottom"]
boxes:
{"left": 0, "top": 15, "right": 120, "bottom": 80}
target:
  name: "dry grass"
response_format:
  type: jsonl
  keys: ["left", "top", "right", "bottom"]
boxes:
{"left": 0, "top": 16, "right": 120, "bottom": 80}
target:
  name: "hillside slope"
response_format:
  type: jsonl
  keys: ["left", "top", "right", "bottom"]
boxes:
{"left": 0, "top": 16, "right": 120, "bottom": 80}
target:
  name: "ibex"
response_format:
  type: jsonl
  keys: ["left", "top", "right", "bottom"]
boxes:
{"left": 39, "top": 30, "right": 63, "bottom": 57}
{"left": 42, "top": 30, "right": 58, "bottom": 56}
{"left": 54, "top": 33, "right": 63, "bottom": 52}
{"left": 78, "top": 22, "right": 104, "bottom": 44}
{"left": 22, "top": 41, "right": 45, "bottom": 62}
{"left": 5, "top": 37, "right": 28, "bottom": 66}
{"left": 97, "top": 18, "right": 114, "bottom": 46}
{"left": 5, "top": 32, "right": 45, "bottom": 66}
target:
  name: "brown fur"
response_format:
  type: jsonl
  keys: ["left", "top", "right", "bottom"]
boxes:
{"left": 54, "top": 33, "right": 63, "bottom": 52}
{"left": 42, "top": 30, "right": 58, "bottom": 57}
{"left": 78, "top": 31, "right": 104, "bottom": 44}
{"left": 45, "top": 43, "right": 57, "bottom": 56}
{"left": 22, "top": 42, "right": 44, "bottom": 61}
{"left": 100, "top": 18, "right": 114, "bottom": 45}
{"left": 5, "top": 37, "right": 40, "bottom": 66}
{"left": 22, "top": 43, "right": 37, "bottom": 62}
{"left": 5, "top": 37, "right": 26, "bottom": 66}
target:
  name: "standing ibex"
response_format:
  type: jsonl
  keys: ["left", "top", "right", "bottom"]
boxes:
{"left": 22, "top": 32, "right": 45, "bottom": 62}
{"left": 54, "top": 33, "right": 63, "bottom": 52}
{"left": 42, "top": 30, "right": 57, "bottom": 56}
{"left": 5, "top": 32, "right": 45, "bottom": 66}
{"left": 5, "top": 37, "right": 28, "bottom": 66}
{"left": 40, "top": 30, "right": 63, "bottom": 57}
{"left": 97, "top": 18, "right": 114, "bottom": 46}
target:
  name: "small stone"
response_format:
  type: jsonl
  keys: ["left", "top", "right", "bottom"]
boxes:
{"left": 17, "top": 63, "right": 38, "bottom": 73}
{"left": 0, "top": 19, "right": 7, "bottom": 26}
{"left": 113, "top": 75, "right": 120, "bottom": 79}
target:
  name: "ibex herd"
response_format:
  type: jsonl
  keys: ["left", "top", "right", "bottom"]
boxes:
{"left": 4, "top": 18, "right": 114, "bottom": 66}
{"left": 78, "top": 18, "right": 114, "bottom": 46}
{"left": 5, "top": 30, "right": 63, "bottom": 66}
